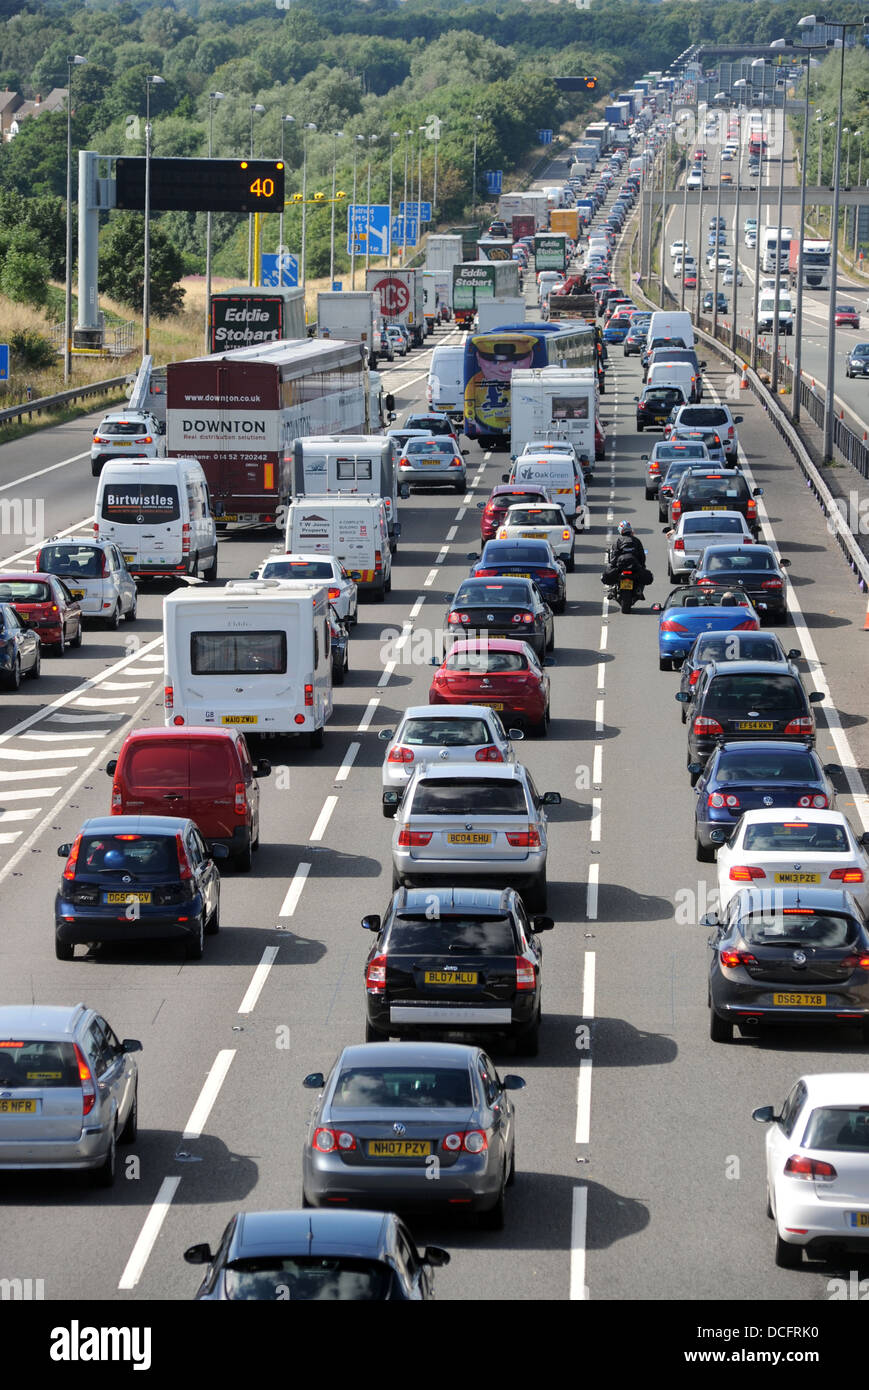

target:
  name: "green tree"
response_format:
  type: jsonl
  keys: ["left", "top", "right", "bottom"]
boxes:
{"left": 0, "top": 240, "right": 50, "bottom": 307}
{"left": 99, "top": 210, "right": 184, "bottom": 317}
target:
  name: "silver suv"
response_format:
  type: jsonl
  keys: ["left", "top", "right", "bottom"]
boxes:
{"left": 35, "top": 537, "right": 137, "bottom": 627}
{"left": 666, "top": 404, "right": 743, "bottom": 466}
{"left": 0, "top": 1003, "right": 141, "bottom": 1186}
{"left": 91, "top": 410, "right": 164, "bottom": 477}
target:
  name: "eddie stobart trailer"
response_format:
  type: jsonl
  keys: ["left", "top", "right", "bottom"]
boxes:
{"left": 208, "top": 286, "right": 306, "bottom": 352}
{"left": 451, "top": 260, "right": 521, "bottom": 329}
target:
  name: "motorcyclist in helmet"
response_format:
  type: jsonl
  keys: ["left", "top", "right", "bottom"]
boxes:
{"left": 604, "top": 521, "right": 647, "bottom": 599}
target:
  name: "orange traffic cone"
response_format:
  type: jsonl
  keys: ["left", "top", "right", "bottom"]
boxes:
{"left": 740, "top": 362, "right": 749, "bottom": 388}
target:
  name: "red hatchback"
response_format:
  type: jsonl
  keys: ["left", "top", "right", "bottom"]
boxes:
{"left": 835, "top": 305, "right": 860, "bottom": 328}
{"left": 479, "top": 484, "right": 551, "bottom": 541}
{"left": 105, "top": 727, "right": 271, "bottom": 871}
{"left": 429, "top": 638, "right": 551, "bottom": 737}
{"left": 0, "top": 572, "right": 82, "bottom": 653}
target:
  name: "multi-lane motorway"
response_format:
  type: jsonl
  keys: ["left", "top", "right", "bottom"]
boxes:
{"left": 0, "top": 163, "right": 868, "bottom": 1309}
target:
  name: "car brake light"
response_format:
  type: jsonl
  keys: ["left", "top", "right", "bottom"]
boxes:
{"left": 719, "top": 949, "right": 757, "bottom": 968}
{"left": 784, "top": 1155, "right": 837, "bottom": 1181}
{"left": 397, "top": 829, "right": 432, "bottom": 846}
{"left": 448, "top": 612, "right": 469, "bottom": 624}
{"left": 708, "top": 792, "right": 740, "bottom": 808}
{"left": 111, "top": 781, "right": 123, "bottom": 811}
{"left": 830, "top": 868, "right": 865, "bottom": 883}
{"left": 505, "top": 826, "right": 541, "bottom": 847}
{"left": 660, "top": 619, "right": 690, "bottom": 633}
{"left": 365, "top": 954, "right": 387, "bottom": 993}
{"left": 694, "top": 715, "right": 723, "bottom": 735}
{"left": 649, "top": 462, "right": 661, "bottom": 475}
{"left": 747, "top": 500, "right": 757, "bottom": 516}
{"left": 101, "top": 552, "right": 109, "bottom": 578}
{"left": 696, "top": 577, "right": 716, "bottom": 586}
{"left": 74, "top": 1043, "right": 97, "bottom": 1116}
{"left": 474, "top": 568, "right": 497, "bottom": 577}
{"left": 313, "top": 1127, "right": 356, "bottom": 1152}
{"left": 783, "top": 716, "right": 814, "bottom": 735}
{"left": 515, "top": 957, "right": 536, "bottom": 989}
{"left": 328, "top": 587, "right": 340, "bottom": 601}
{"left": 62, "top": 833, "right": 82, "bottom": 881}
{"left": 842, "top": 954, "right": 869, "bottom": 969}
{"left": 181, "top": 522, "right": 191, "bottom": 555}
{"left": 798, "top": 794, "right": 828, "bottom": 808}
{"left": 475, "top": 746, "right": 504, "bottom": 762}
{"left": 302, "top": 683, "right": 314, "bottom": 710}
{"left": 164, "top": 685, "right": 174, "bottom": 710}
{"left": 512, "top": 613, "right": 534, "bottom": 625}
{"left": 234, "top": 782, "right": 247, "bottom": 816}
{"left": 688, "top": 669, "right": 700, "bottom": 686}
{"left": 442, "top": 1130, "right": 488, "bottom": 1153}
{"left": 762, "top": 579, "right": 782, "bottom": 589}
{"left": 388, "top": 745, "right": 415, "bottom": 763}
{"left": 671, "top": 501, "right": 681, "bottom": 518}
{"left": 175, "top": 832, "right": 194, "bottom": 881}
{"left": 729, "top": 865, "right": 767, "bottom": 881}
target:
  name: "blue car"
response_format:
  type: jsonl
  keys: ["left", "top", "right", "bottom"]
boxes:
{"left": 652, "top": 586, "right": 762, "bottom": 671}
{"left": 0, "top": 600, "right": 40, "bottom": 688}
{"left": 471, "top": 539, "right": 567, "bottom": 613}
{"left": 690, "top": 740, "right": 840, "bottom": 862}
{"left": 604, "top": 317, "right": 631, "bottom": 343}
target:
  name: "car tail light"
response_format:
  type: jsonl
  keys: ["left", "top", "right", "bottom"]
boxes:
{"left": 784, "top": 1155, "right": 837, "bottom": 1181}
{"left": 475, "top": 745, "right": 505, "bottom": 762}
{"left": 729, "top": 865, "right": 766, "bottom": 881}
{"left": 374, "top": 550, "right": 383, "bottom": 573}
{"left": 181, "top": 522, "right": 191, "bottom": 555}
{"left": 747, "top": 500, "right": 757, "bottom": 517}
{"left": 515, "top": 957, "right": 536, "bottom": 989}
{"left": 798, "top": 794, "right": 828, "bottom": 808}
{"left": 448, "top": 612, "right": 469, "bottom": 624}
{"left": 474, "top": 568, "right": 497, "bottom": 577}
{"left": 328, "top": 587, "right": 340, "bottom": 601}
{"left": 399, "top": 456, "right": 409, "bottom": 468}
{"left": 74, "top": 1043, "right": 96, "bottom": 1116}
{"left": 660, "top": 619, "right": 690, "bottom": 633}
{"left": 762, "top": 579, "right": 782, "bottom": 590}
{"left": 397, "top": 829, "right": 432, "bottom": 846}
{"left": 234, "top": 782, "right": 247, "bottom": 816}
{"left": 719, "top": 949, "right": 757, "bottom": 968}
{"left": 727, "top": 426, "right": 735, "bottom": 437}
{"left": 100, "top": 551, "right": 109, "bottom": 578}
{"left": 505, "top": 826, "right": 541, "bottom": 847}
{"left": 313, "top": 1127, "right": 356, "bottom": 1152}
{"left": 733, "top": 618, "right": 758, "bottom": 630}
{"left": 708, "top": 792, "right": 740, "bottom": 808}
{"left": 696, "top": 577, "right": 716, "bottom": 586}
{"left": 62, "top": 833, "right": 82, "bottom": 881}
{"left": 388, "top": 745, "right": 415, "bottom": 763}
{"left": 303, "top": 683, "right": 314, "bottom": 708}
{"left": 175, "top": 832, "right": 194, "bottom": 881}
{"left": 694, "top": 716, "right": 723, "bottom": 735}
{"left": 783, "top": 716, "right": 813, "bottom": 735}
{"left": 443, "top": 1130, "right": 488, "bottom": 1153}
{"left": 449, "top": 457, "right": 462, "bottom": 468}
{"left": 512, "top": 613, "right": 534, "bottom": 625}
{"left": 671, "top": 501, "right": 682, "bottom": 519}
{"left": 365, "top": 954, "right": 387, "bottom": 993}
{"left": 536, "top": 569, "right": 558, "bottom": 581}
{"left": 164, "top": 685, "right": 174, "bottom": 710}
{"left": 562, "top": 529, "right": 572, "bottom": 541}
{"left": 830, "top": 868, "right": 865, "bottom": 883}
{"left": 111, "top": 781, "right": 123, "bottom": 812}
{"left": 688, "top": 669, "right": 701, "bottom": 686}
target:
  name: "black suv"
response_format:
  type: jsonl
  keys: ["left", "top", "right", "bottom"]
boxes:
{"left": 361, "top": 885, "right": 554, "bottom": 1055}
{"left": 669, "top": 467, "right": 763, "bottom": 535}
{"left": 636, "top": 385, "right": 688, "bottom": 430}
{"left": 680, "top": 658, "right": 824, "bottom": 773}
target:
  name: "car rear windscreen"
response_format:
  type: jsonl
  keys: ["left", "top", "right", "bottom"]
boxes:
{"left": 262, "top": 561, "right": 333, "bottom": 580}
{"left": 740, "top": 913, "right": 856, "bottom": 949}
{"left": 77, "top": 834, "right": 176, "bottom": 875}
{"left": 401, "top": 717, "right": 492, "bottom": 746}
{"left": 692, "top": 634, "right": 781, "bottom": 662}
{"left": 485, "top": 544, "right": 551, "bottom": 565}
{"left": 332, "top": 1066, "right": 473, "bottom": 1108}
{"left": 704, "top": 675, "right": 803, "bottom": 712}
{"left": 703, "top": 550, "right": 777, "bottom": 572}
{"left": 0, "top": 580, "right": 51, "bottom": 602}
{"left": 682, "top": 517, "right": 746, "bottom": 535}
{"left": 224, "top": 1258, "right": 392, "bottom": 1301}
{"left": 37, "top": 545, "right": 103, "bottom": 578}
{"left": 445, "top": 650, "right": 528, "bottom": 674}
{"left": 681, "top": 480, "right": 747, "bottom": 502}
{"left": 742, "top": 822, "right": 849, "bottom": 852}
{"left": 98, "top": 419, "right": 148, "bottom": 437}
{"left": 802, "top": 1108, "right": 869, "bottom": 1152}
{"left": 388, "top": 915, "right": 517, "bottom": 953}
{"left": 506, "top": 508, "right": 563, "bottom": 526}
{"left": 413, "top": 777, "right": 528, "bottom": 816}
{"left": 0, "top": 1040, "right": 79, "bottom": 1089}
{"left": 100, "top": 484, "right": 181, "bottom": 524}
{"left": 455, "top": 582, "right": 532, "bottom": 607}
{"left": 190, "top": 631, "right": 287, "bottom": 675}
{"left": 680, "top": 408, "right": 728, "bottom": 426}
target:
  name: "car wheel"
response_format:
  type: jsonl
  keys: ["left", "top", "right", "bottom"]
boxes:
{"left": 391, "top": 867, "right": 402, "bottom": 893}
{"left": 689, "top": 766, "right": 701, "bottom": 788}
{"left": 645, "top": 487, "right": 656, "bottom": 500}
{"left": 364, "top": 1019, "right": 387, "bottom": 1042}
{"left": 766, "top": 1186, "right": 773, "bottom": 1219}
{"left": 28, "top": 647, "right": 41, "bottom": 680}
{"left": 454, "top": 481, "right": 465, "bottom": 493}
{"left": 105, "top": 603, "right": 120, "bottom": 631}
{"left": 185, "top": 918, "right": 205, "bottom": 960}
{"left": 695, "top": 836, "right": 715, "bottom": 863}
{"left": 553, "top": 595, "right": 566, "bottom": 615}
{"left": 301, "top": 1190, "right": 313, "bottom": 1209}
{"left": 70, "top": 621, "right": 82, "bottom": 649}
{"left": 658, "top": 656, "right": 671, "bottom": 672}
{"left": 125, "top": 594, "right": 137, "bottom": 623}
{"left": 309, "top": 725, "right": 324, "bottom": 751}
{"left": 234, "top": 841, "right": 253, "bottom": 873}
{"left": 545, "top": 625, "right": 555, "bottom": 653}
{"left": 4, "top": 657, "right": 20, "bottom": 691}
{"left": 54, "top": 629, "right": 66, "bottom": 657}
{"left": 119, "top": 1081, "right": 138, "bottom": 1144}
{"left": 93, "top": 1133, "right": 117, "bottom": 1188}
{"left": 566, "top": 552, "right": 575, "bottom": 573}
{"left": 203, "top": 551, "right": 218, "bottom": 582}
{"left": 709, "top": 1009, "right": 733, "bottom": 1043}
{"left": 515, "top": 1009, "right": 540, "bottom": 1057}
{"left": 477, "top": 1180, "right": 506, "bottom": 1231}
{"left": 680, "top": 705, "right": 687, "bottom": 725}
{"left": 375, "top": 583, "right": 386, "bottom": 602}
{"left": 658, "top": 508, "right": 669, "bottom": 524}
{"left": 205, "top": 900, "right": 220, "bottom": 936}
{"left": 55, "top": 935, "right": 74, "bottom": 961}
{"left": 505, "top": 1144, "right": 516, "bottom": 1187}
{"left": 524, "top": 869, "right": 547, "bottom": 913}
{"left": 532, "top": 704, "right": 550, "bottom": 738}
{"left": 774, "top": 1230, "right": 802, "bottom": 1269}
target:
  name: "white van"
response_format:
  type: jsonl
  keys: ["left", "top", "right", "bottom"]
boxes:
{"left": 509, "top": 453, "right": 587, "bottom": 527}
{"left": 756, "top": 293, "right": 794, "bottom": 334}
{"left": 427, "top": 345, "right": 465, "bottom": 422}
{"left": 645, "top": 310, "right": 694, "bottom": 350}
{"left": 94, "top": 456, "right": 218, "bottom": 581}
{"left": 291, "top": 436, "right": 400, "bottom": 551}
{"left": 645, "top": 360, "right": 699, "bottom": 402}
{"left": 163, "top": 583, "right": 333, "bottom": 745}
{"left": 285, "top": 494, "right": 392, "bottom": 599}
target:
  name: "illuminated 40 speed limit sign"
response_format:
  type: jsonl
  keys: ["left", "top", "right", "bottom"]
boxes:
{"left": 372, "top": 275, "right": 410, "bottom": 318}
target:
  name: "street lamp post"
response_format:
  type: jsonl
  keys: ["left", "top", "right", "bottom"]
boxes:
{"left": 659, "top": 126, "right": 669, "bottom": 305}
{"left": 711, "top": 93, "right": 726, "bottom": 340}
{"left": 417, "top": 127, "right": 423, "bottom": 231}
{"left": 247, "top": 103, "right": 264, "bottom": 285}
{"left": 432, "top": 123, "right": 441, "bottom": 214}
{"left": 278, "top": 115, "right": 295, "bottom": 262}
{"left": 799, "top": 13, "right": 863, "bottom": 462}
{"left": 300, "top": 121, "right": 317, "bottom": 289}
{"left": 471, "top": 115, "right": 482, "bottom": 219}
{"left": 364, "top": 135, "right": 377, "bottom": 274}
{"left": 329, "top": 131, "right": 344, "bottom": 286}
{"left": 387, "top": 131, "right": 399, "bottom": 267}
{"left": 767, "top": 55, "right": 789, "bottom": 393}
{"left": 730, "top": 80, "right": 747, "bottom": 353}
{"left": 63, "top": 54, "right": 86, "bottom": 383}
{"left": 750, "top": 59, "right": 767, "bottom": 373}
{"left": 350, "top": 133, "right": 364, "bottom": 288}
{"left": 204, "top": 90, "right": 225, "bottom": 350}
{"left": 143, "top": 74, "right": 166, "bottom": 358}
{"left": 678, "top": 101, "right": 693, "bottom": 311}
{"left": 854, "top": 131, "right": 864, "bottom": 256}
{"left": 694, "top": 129, "right": 707, "bottom": 324}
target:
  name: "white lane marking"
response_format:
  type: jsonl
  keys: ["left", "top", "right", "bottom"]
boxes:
{"left": 582, "top": 949, "right": 596, "bottom": 1019}
{"left": 0, "top": 514, "right": 95, "bottom": 568}
{"left": 0, "top": 451, "right": 88, "bottom": 493}
{"left": 310, "top": 795, "right": 338, "bottom": 842}
{"left": 445, "top": 526, "right": 457, "bottom": 542}
{"left": 0, "top": 746, "right": 95, "bottom": 760}
{"left": 594, "top": 699, "right": 605, "bottom": 732}
{"left": 596, "top": 662, "right": 606, "bottom": 689}
{"left": 278, "top": 861, "right": 311, "bottom": 917}
{"left": 463, "top": 492, "right": 474, "bottom": 505}
{"left": 592, "top": 745, "right": 602, "bottom": 786}
{"left": 357, "top": 698, "right": 380, "bottom": 732}
{"left": 73, "top": 695, "right": 140, "bottom": 707}
{"left": 599, "top": 626, "right": 608, "bottom": 651}
{"left": 117, "top": 1176, "right": 182, "bottom": 1291}
{"left": 570, "top": 1187, "right": 589, "bottom": 1301}
{"left": 586, "top": 863, "right": 599, "bottom": 920}
{"left": 44, "top": 715, "right": 121, "bottom": 726}
{"left": 335, "top": 742, "right": 360, "bottom": 782}
{"left": 0, "top": 786, "right": 60, "bottom": 801}
{"left": 0, "top": 831, "right": 22, "bottom": 844}
{"left": 589, "top": 797, "right": 602, "bottom": 842}
{"left": 484, "top": 451, "right": 492, "bottom": 460}
{"left": 182, "top": 1050, "right": 236, "bottom": 1140}
{"left": 98, "top": 680, "right": 154, "bottom": 691}
{"left": 606, "top": 509, "right": 614, "bottom": 523}
{"left": 576, "top": 1062, "right": 593, "bottom": 1144}
{"left": 0, "top": 766, "right": 75, "bottom": 780}
{"left": 436, "top": 546, "right": 449, "bottom": 563}
{"left": 408, "top": 596, "right": 425, "bottom": 619}
{"left": 237, "top": 946, "right": 280, "bottom": 1015}
{"left": 423, "top": 569, "right": 439, "bottom": 588}
{"left": 455, "top": 507, "right": 466, "bottom": 521}
{"left": 394, "top": 621, "right": 414, "bottom": 652}
{"left": 378, "top": 661, "right": 395, "bottom": 688}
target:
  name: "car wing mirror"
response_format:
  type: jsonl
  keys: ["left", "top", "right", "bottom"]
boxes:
{"left": 501, "top": 1075, "right": 526, "bottom": 1091}
{"left": 249, "top": 571, "right": 259, "bottom": 580}
{"left": 700, "top": 911, "right": 718, "bottom": 927}
{"left": 121, "top": 1038, "right": 143, "bottom": 1053}
{"left": 542, "top": 791, "right": 561, "bottom": 805}
{"left": 709, "top": 829, "right": 731, "bottom": 845}
{"left": 255, "top": 758, "right": 272, "bottom": 777}
{"left": 675, "top": 691, "right": 691, "bottom": 702}
{"left": 860, "top": 831, "right": 869, "bottom": 849}
{"left": 105, "top": 759, "right": 117, "bottom": 776}
{"left": 361, "top": 914, "right": 381, "bottom": 932}
{"left": 378, "top": 728, "right": 394, "bottom": 741}
{"left": 651, "top": 603, "right": 662, "bottom": 613}
{"left": 532, "top": 915, "right": 555, "bottom": 932}
{"left": 211, "top": 843, "right": 230, "bottom": 861}
{"left": 809, "top": 691, "right": 824, "bottom": 703}
{"left": 184, "top": 1244, "right": 213, "bottom": 1266}
{"left": 501, "top": 473, "right": 510, "bottom": 483}
{"left": 476, "top": 501, "right": 485, "bottom": 510}
{"left": 752, "top": 487, "right": 763, "bottom": 497}
{"left": 303, "top": 1072, "right": 325, "bottom": 1089}
{"left": 786, "top": 649, "right": 801, "bottom": 660}
{"left": 751, "top": 1106, "right": 776, "bottom": 1124}
{"left": 461, "top": 449, "right": 470, "bottom": 457}
{"left": 779, "top": 557, "right": 791, "bottom": 567}
{"left": 507, "top": 727, "right": 525, "bottom": 741}
{"left": 57, "top": 843, "right": 71, "bottom": 857}
{"left": 423, "top": 1246, "right": 451, "bottom": 1268}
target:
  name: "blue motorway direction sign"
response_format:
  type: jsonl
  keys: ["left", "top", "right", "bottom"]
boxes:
{"left": 347, "top": 204, "right": 391, "bottom": 256}
{"left": 391, "top": 216, "right": 418, "bottom": 247}
{"left": 260, "top": 252, "right": 298, "bottom": 288}
{"left": 398, "top": 201, "right": 431, "bottom": 222}
{"left": 0, "top": 344, "right": 8, "bottom": 381}
{"left": 484, "top": 170, "right": 503, "bottom": 195}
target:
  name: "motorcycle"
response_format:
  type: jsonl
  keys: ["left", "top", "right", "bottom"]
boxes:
{"left": 601, "top": 556, "right": 651, "bottom": 613}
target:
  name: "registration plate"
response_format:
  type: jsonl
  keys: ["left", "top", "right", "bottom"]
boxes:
{"left": 424, "top": 970, "right": 479, "bottom": 985}
{"left": 104, "top": 891, "right": 152, "bottom": 904}
{"left": 774, "top": 872, "right": 821, "bottom": 884}
{"left": 737, "top": 721, "right": 774, "bottom": 731}
{"left": 474, "top": 702, "right": 504, "bottom": 710}
{"left": 701, "top": 505, "right": 722, "bottom": 510}
{"left": 772, "top": 992, "right": 827, "bottom": 1007}
{"left": 508, "top": 572, "right": 531, "bottom": 578}
{"left": 0, "top": 1099, "right": 36, "bottom": 1114}
{"left": 221, "top": 715, "right": 258, "bottom": 725}
{"left": 520, "top": 532, "right": 546, "bottom": 539}
{"left": 848, "top": 1212, "right": 869, "bottom": 1227}
{"left": 220, "top": 514, "right": 239, "bottom": 522}
{"left": 421, "top": 459, "right": 441, "bottom": 465}
{"left": 446, "top": 832, "right": 492, "bottom": 845}
{"left": 69, "top": 589, "right": 86, "bottom": 600}
{"left": 619, "top": 578, "right": 633, "bottom": 590}
{"left": 367, "top": 1139, "right": 431, "bottom": 1158}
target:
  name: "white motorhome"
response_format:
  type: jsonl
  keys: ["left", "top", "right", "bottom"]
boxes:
{"left": 291, "top": 436, "right": 399, "bottom": 550}
{"left": 509, "top": 368, "right": 597, "bottom": 470}
{"left": 284, "top": 494, "right": 392, "bottom": 599}
{"left": 94, "top": 456, "right": 218, "bottom": 581}
{"left": 163, "top": 583, "right": 333, "bottom": 745}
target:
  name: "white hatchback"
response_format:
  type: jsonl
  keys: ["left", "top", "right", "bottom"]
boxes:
{"left": 249, "top": 552, "right": 358, "bottom": 624}
{"left": 378, "top": 704, "right": 523, "bottom": 817}
{"left": 754, "top": 1073, "right": 869, "bottom": 1267}
{"left": 666, "top": 508, "right": 754, "bottom": 583}
{"left": 715, "top": 809, "right": 869, "bottom": 916}
{"left": 90, "top": 410, "right": 163, "bottom": 477}
{"left": 34, "top": 537, "right": 137, "bottom": 627}
{"left": 497, "top": 503, "right": 577, "bottom": 569}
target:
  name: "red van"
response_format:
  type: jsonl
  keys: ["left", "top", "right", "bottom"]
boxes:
{"left": 105, "top": 728, "right": 271, "bottom": 871}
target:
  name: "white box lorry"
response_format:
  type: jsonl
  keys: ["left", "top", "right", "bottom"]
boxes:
{"left": 509, "top": 367, "right": 598, "bottom": 473}
{"left": 284, "top": 494, "right": 392, "bottom": 599}
{"left": 474, "top": 298, "right": 527, "bottom": 334}
{"left": 366, "top": 268, "right": 425, "bottom": 347}
{"left": 316, "top": 291, "right": 378, "bottom": 360}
